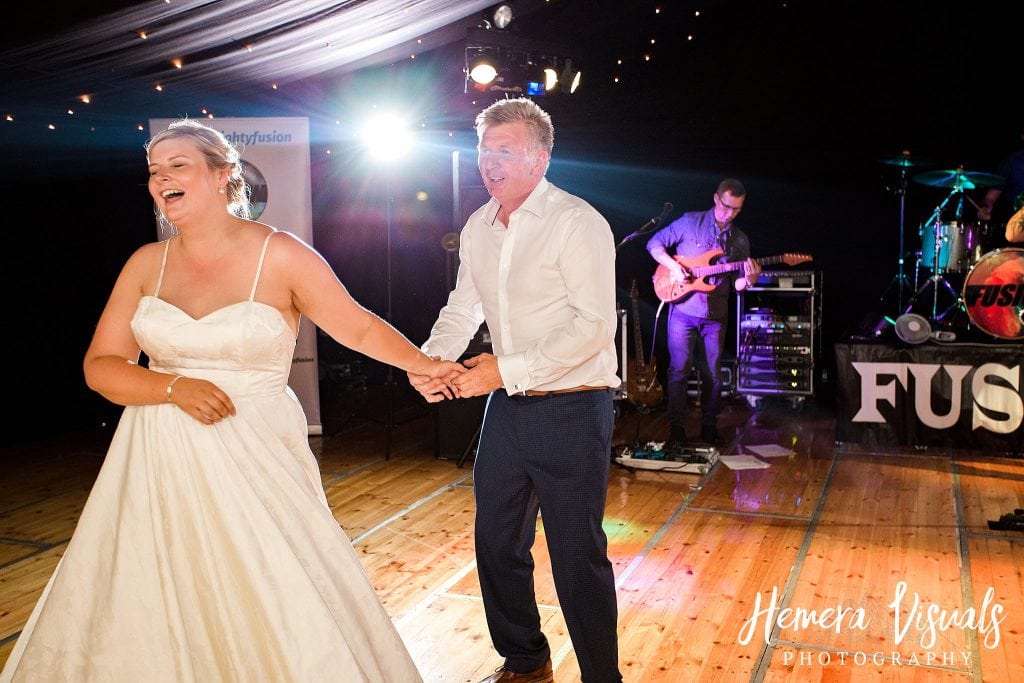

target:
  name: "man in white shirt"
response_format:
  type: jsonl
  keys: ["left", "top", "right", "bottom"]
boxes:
{"left": 408, "top": 98, "right": 622, "bottom": 683}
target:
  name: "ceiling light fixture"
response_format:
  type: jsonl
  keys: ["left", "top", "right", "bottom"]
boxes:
{"left": 492, "top": 4, "right": 514, "bottom": 30}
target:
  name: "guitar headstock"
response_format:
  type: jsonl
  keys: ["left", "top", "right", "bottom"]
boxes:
{"left": 782, "top": 253, "right": 813, "bottom": 266}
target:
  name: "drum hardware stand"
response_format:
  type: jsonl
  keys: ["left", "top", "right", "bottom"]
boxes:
{"left": 879, "top": 164, "right": 914, "bottom": 312}
{"left": 906, "top": 186, "right": 965, "bottom": 321}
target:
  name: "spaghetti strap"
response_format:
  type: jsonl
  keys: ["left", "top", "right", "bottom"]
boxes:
{"left": 249, "top": 230, "right": 276, "bottom": 301}
{"left": 153, "top": 238, "right": 173, "bottom": 297}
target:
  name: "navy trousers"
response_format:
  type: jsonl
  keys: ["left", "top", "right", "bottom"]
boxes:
{"left": 473, "top": 388, "right": 621, "bottom": 683}
{"left": 666, "top": 308, "right": 726, "bottom": 430}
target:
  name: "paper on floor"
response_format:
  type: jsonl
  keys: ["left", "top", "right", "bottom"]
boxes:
{"left": 719, "top": 455, "right": 771, "bottom": 470}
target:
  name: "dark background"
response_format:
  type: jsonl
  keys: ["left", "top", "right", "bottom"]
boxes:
{"left": 2, "top": 0, "right": 1021, "bottom": 447}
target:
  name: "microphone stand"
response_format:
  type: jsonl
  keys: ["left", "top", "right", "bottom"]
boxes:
{"left": 615, "top": 204, "right": 672, "bottom": 436}
{"left": 617, "top": 206, "right": 670, "bottom": 251}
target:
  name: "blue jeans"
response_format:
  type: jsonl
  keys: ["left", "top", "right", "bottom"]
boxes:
{"left": 666, "top": 308, "right": 725, "bottom": 429}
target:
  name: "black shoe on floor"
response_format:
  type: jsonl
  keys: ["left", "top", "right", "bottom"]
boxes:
{"left": 699, "top": 425, "right": 721, "bottom": 444}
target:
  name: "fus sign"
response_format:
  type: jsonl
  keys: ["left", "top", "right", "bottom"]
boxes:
{"left": 851, "top": 362, "right": 1022, "bottom": 434}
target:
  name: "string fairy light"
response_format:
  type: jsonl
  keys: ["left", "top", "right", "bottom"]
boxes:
{"left": 1, "top": 1, "right": 731, "bottom": 136}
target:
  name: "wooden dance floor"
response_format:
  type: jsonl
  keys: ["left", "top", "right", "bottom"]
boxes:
{"left": 2, "top": 386, "right": 1024, "bottom": 682}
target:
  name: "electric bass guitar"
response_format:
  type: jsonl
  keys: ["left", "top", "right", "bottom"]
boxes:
{"left": 626, "top": 279, "right": 664, "bottom": 409}
{"left": 653, "top": 249, "right": 813, "bottom": 303}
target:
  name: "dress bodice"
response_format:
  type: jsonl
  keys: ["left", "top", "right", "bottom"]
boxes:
{"left": 131, "top": 296, "right": 296, "bottom": 399}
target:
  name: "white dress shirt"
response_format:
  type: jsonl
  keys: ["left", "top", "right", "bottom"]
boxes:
{"left": 422, "top": 178, "right": 621, "bottom": 395}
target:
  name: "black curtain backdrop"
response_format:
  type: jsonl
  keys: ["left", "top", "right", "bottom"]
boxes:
{"left": 2, "top": 0, "right": 1020, "bottom": 447}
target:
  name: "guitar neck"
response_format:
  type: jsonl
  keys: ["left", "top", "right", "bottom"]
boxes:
{"left": 631, "top": 298, "right": 645, "bottom": 365}
{"left": 691, "top": 254, "right": 788, "bottom": 278}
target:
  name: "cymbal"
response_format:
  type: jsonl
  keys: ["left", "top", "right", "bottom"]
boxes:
{"left": 879, "top": 152, "right": 932, "bottom": 168}
{"left": 912, "top": 168, "right": 1005, "bottom": 190}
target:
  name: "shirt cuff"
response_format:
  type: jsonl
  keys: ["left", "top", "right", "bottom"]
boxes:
{"left": 496, "top": 353, "right": 529, "bottom": 395}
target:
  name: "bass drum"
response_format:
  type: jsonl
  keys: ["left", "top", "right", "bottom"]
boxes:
{"left": 962, "top": 248, "right": 1024, "bottom": 340}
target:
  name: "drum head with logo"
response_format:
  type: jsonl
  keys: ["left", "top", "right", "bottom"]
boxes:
{"left": 962, "top": 248, "right": 1024, "bottom": 339}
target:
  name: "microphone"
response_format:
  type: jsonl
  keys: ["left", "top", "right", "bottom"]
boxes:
{"left": 637, "top": 202, "right": 673, "bottom": 235}
{"left": 656, "top": 202, "right": 673, "bottom": 226}
{"left": 616, "top": 202, "right": 674, "bottom": 251}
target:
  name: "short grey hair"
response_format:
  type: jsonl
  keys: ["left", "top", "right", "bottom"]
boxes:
{"left": 474, "top": 97, "right": 554, "bottom": 155}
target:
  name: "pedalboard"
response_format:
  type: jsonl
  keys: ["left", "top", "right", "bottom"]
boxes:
{"left": 613, "top": 441, "right": 719, "bottom": 474}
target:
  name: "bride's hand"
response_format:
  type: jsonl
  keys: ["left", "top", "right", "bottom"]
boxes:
{"left": 425, "top": 358, "right": 466, "bottom": 381}
{"left": 408, "top": 357, "right": 465, "bottom": 402}
{"left": 166, "top": 376, "right": 236, "bottom": 425}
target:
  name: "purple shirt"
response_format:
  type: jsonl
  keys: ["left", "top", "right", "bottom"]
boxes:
{"left": 646, "top": 207, "right": 751, "bottom": 319}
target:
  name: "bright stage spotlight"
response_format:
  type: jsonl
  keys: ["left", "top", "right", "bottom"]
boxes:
{"left": 360, "top": 113, "right": 412, "bottom": 162}
{"left": 561, "top": 59, "right": 581, "bottom": 94}
{"left": 543, "top": 66, "right": 559, "bottom": 92}
{"left": 470, "top": 59, "right": 498, "bottom": 85}
{"left": 491, "top": 4, "right": 514, "bottom": 30}
{"left": 466, "top": 47, "right": 500, "bottom": 87}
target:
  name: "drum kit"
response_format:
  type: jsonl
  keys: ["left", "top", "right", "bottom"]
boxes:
{"left": 879, "top": 153, "right": 1023, "bottom": 340}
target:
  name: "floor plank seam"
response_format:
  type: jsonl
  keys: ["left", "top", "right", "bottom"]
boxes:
{"left": 350, "top": 472, "right": 472, "bottom": 545}
{"left": 748, "top": 442, "right": 842, "bottom": 682}
{"left": 951, "top": 455, "right": 984, "bottom": 682}
{"left": 684, "top": 506, "right": 811, "bottom": 523}
{"left": 0, "top": 540, "right": 69, "bottom": 572}
{"left": 395, "top": 560, "right": 478, "bottom": 626}
{"left": 613, "top": 483, "right": 704, "bottom": 591}
{"left": 0, "top": 489, "right": 91, "bottom": 517}
{"left": 964, "top": 529, "right": 1024, "bottom": 543}
{"left": 0, "top": 537, "right": 50, "bottom": 548}
{"left": 319, "top": 457, "right": 385, "bottom": 489}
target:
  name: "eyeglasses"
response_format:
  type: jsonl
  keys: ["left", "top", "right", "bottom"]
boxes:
{"left": 715, "top": 194, "right": 743, "bottom": 212}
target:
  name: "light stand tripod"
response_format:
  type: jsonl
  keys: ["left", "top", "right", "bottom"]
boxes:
{"left": 383, "top": 173, "right": 395, "bottom": 460}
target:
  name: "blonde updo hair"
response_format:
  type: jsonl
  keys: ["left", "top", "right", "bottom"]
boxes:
{"left": 145, "top": 119, "right": 251, "bottom": 234}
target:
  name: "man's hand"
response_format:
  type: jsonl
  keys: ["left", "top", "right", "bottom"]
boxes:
{"left": 743, "top": 257, "right": 761, "bottom": 280}
{"left": 452, "top": 353, "right": 503, "bottom": 398}
{"left": 407, "top": 357, "right": 463, "bottom": 403}
{"left": 736, "top": 258, "right": 761, "bottom": 291}
{"left": 668, "top": 261, "right": 695, "bottom": 285}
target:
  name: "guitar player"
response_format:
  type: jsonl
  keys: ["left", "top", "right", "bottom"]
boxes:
{"left": 646, "top": 178, "right": 760, "bottom": 446}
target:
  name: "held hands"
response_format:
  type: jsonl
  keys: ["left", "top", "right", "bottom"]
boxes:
{"left": 450, "top": 353, "right": 502, "bottom": 398}
{"left": 167, "top": 376, "right": 236, "bottom": 425}
{"left": 407, "top": 353, "right": 502, "bottom": 402}
{"left": 407, "top": 356, "right": 466, "bottom": 403}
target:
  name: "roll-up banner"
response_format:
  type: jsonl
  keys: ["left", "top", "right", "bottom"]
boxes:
{"left": 148, "top": 117, "right": 321, "bottom": 434}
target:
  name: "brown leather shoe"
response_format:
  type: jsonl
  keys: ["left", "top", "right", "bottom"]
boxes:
{"left": 478, "top": 659, "right": 553, "bottom": 683}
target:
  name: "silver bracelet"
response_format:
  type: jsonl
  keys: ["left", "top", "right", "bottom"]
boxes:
{"left": 166, "top": 375, "right": 183, "bottom": 402}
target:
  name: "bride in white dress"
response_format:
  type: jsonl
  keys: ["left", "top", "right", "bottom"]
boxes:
{"left": 0, "top": 119, "right": 463, "bottom": 682}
